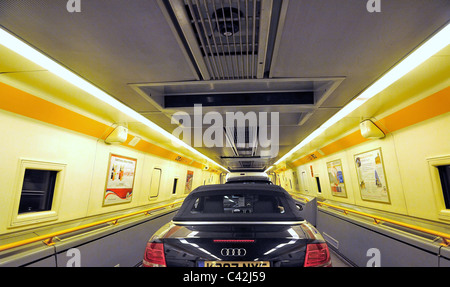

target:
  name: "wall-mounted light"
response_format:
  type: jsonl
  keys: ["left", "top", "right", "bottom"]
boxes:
{"left": 360, "top": 119, "right": 385, "bottom": 139}
{"left": 105, "top": 125, "right": 128, "bottom": 144}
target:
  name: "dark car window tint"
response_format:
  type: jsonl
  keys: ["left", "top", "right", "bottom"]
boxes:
{"left": 190, "top": 194, "right": 285, "bottom": 214}
{"left": 173, "top": 186, "right": 304, "bottom": 222}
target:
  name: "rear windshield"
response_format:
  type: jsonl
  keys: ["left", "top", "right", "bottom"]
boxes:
{"left": 173, "top": 189, "right": 303, "bottom": 222}
{"left": 191, "top": 194, "right": 285, "bottom": 214}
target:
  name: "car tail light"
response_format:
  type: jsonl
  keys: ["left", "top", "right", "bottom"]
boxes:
{"left": 143, "top": 242, "right": 166, "bottom": 267}
{"left": 304, "top": 243, "right": 331, "bottom": 267}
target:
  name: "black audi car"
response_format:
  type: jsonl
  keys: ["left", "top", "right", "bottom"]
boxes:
{"left": 143, "top": 184, "right": 331, "bottom": 267}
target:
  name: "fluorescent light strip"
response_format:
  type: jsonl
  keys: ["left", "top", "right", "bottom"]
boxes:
{"left": 264, "top": 166, "right": 274, "bottom": 173}
{"left": 0, "top": 28, "right": 229, "bottom": 173}
{"left": 269, "top": 23, "right": 450, "bottom": 171}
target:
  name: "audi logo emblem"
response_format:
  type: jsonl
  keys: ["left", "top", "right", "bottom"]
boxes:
{"left": 221, "top": 248, "right": 247, "bottom": 256}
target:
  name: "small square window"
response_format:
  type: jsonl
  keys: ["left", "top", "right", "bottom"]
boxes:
{"left": 438, "top": 165, "right": 450, "bottom": 209}
{"left": 18, "top": 169, "right": 58, "bottom": 214}
{"left": 10, "top": 159, "right": 66, "bottom": 228}
{"left": 427, "top": 156, "right": 450, "bottom": 221}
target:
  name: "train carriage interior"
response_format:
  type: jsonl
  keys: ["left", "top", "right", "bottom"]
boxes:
{"left": 0, "top": 0, "right": 449, "bottom": 271}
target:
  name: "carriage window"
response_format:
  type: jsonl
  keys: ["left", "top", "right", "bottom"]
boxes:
{"left": 18, "top": 169, "right": 57, "bottom": 214}
{"left": 172, "top": 178, "right": 179, "bottom": 194}
{"left": 11, "top": 160, "right": 66, "bottom": 227}
{"left": 149, "top": 168, "right": 162, "bottom": 198}
{"left": 315, "top": 177, "right": 322, "bottom": 194}
{"left": 438, "top": 165, "right": 450, "bottom": 209}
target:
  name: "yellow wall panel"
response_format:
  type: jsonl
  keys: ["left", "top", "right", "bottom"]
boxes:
{"left": 378, "top": 86, "right": 450, "bottom": 133}
{"left": 0, "top": 82, "right": 113, "bottom": 139}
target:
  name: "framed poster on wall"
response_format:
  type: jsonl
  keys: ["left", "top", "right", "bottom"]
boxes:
{"left": 326, "top": 159, "right": 347, "bottom": 198}
{"left": 185, "top": 170, "right": 194, "bottom": 194}
{"left": 354, "top": 148, "right": 390, "bottom": 204}
{"left": 103, "top": 154, "right": 137, "bottom": 206}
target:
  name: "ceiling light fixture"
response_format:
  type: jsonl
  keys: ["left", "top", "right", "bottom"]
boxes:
{"left": 266, "top": 22, "right": 450, "bottom": 172}
{"left": 0, "top": 28, "right": 230, "bottom": 173}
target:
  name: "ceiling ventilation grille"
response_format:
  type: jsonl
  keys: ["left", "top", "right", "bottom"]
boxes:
{"left": 164, "top": 0, "right": 276, "bottom": 80}
{"left": 185, "top": 0, "right": 260, "bottom": 80}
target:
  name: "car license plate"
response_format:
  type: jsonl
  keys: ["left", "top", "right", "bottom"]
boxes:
{"left": 200, "top": 261, "right": 270, "bottom": 267}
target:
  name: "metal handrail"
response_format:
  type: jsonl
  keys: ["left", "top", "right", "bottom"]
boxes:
{"left": 0, "top": 199, "right": 184, "bottom": 252}
{"left": 317, "top": 201, "right": 450, "bottom": 246}
{"left": 3, "top": 197, "right": 448, "bottom": 252}
{"left": 290, "top": 194, "right": 309, "bottom": 203}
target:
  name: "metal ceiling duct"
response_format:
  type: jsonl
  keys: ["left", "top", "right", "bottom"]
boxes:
{"left": 223, "top": 125, "right": 258, "bottom": 157}
{"left": 161, "top": 0, "right": 282, "bottom": 80}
